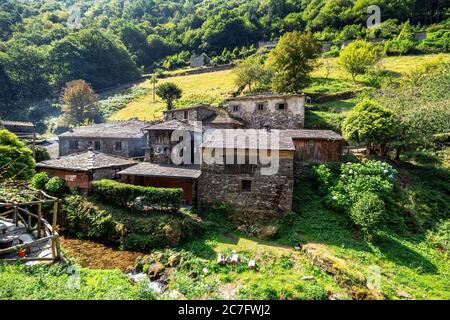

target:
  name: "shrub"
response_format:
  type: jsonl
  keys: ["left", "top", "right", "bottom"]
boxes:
{"left": 31, "top": 172, "right": 50, "bottom": 190}
{"left": 45, "top": 176, "right": 67, "bottom": 195}
{"left": 34, "top": 146, "right": 51, "bottom": 162}
{"left": 62, "top": 195, "right": 117, "bottom": 240}
{"left": 121, "top": 233, "right": 165, "bottom": 251}
{"left": 91, "top": 179, "right": 182, "bottom": 212}
{"left": 0, "top": 129, "right": 35, "bottom": 182}
{"left": 350, "top": 192, "right": 385, "bottom": 237}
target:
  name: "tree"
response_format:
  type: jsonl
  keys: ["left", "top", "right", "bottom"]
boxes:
{"left": 156, "top": 82, "right": 183, "bottom": 110}
{"left": 233, "top": 56, "right": 272, "bottom": 93}
{"left": 379, "top": 61, "right": 450, "bottom": 158}
{"left": 339, "top": 40, "right": 381, "bottom": 81}
{"left": 342, "top": 100, "right": 397, "bottom": 156}
{"left": 266, "top": 31, "right": 320, "bottom": 93}
{"left": 61, "top": 80, "right": 101, "bottom": 126}
{"left": 0, "top": 129, "right": 35, "bottom": 182}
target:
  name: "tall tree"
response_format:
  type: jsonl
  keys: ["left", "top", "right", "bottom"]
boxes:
{"left": 266, "top": 31, "right": 320, "bottom": 93}
{"left": 156, "top": 82, "right": 182, "bottom": 110}
{"left": 233, "top": 56, "right": 271, "bottom": 93}
{"left": 60, "top": 80, "right": 101, "bottom": 126}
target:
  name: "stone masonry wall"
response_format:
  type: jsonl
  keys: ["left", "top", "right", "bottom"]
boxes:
{"left": 59, "top": 137, "right": 146, "bottom": 158}
{"left": 198, "top": 153, "right": 294, "bottom": 221}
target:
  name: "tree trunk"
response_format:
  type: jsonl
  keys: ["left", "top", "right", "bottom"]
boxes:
{"left": 395, "top": 146, "right": 402, "bottom": 160}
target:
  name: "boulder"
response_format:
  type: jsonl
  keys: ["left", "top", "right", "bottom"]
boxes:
{"left": 147, "top": 262, "right": 165, "bottom": 280}
{"left": 258, "top": 225, "right": 279, "bottom": 240}
{"left": 217, "top": 254, "right": 226, "bottom": 265}
{"left": 397, "top": 290, "right": 413, "bottom": 299}
{"left": 230, "top": 253, "right": 240, "bottom": 264}
{"left": 302, "top": 276, "right": 314, "bottom": 281}
{"left": 168, "top": 253, "right": 181, "bottom": 267}
{"left": 248, "top": 260, "right": 256, "bottom": 269}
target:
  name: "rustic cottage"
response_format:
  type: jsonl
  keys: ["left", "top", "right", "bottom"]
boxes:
{"left": 36, "top": 150, "right": 137, "bottom": 191}
{"left": 197, "top": 129, "right": 343, "bottom": 217}
{"left": 58, "top": 119, "right": 149, "bottom": 158}
{"left": 226, "top": 94, "right": 306, "bottom": 130}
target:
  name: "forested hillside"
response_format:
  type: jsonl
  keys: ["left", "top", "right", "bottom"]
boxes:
{"left": 0, "top": 0, "right": 449, "bottom": 126}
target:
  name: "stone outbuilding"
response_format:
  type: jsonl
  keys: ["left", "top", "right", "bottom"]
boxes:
{"left": 190, "top": 53, "right": 211, "bottom": 68}
{"left": 58, "top": 119, "right": 149, "bottom": 158}
{"left": 36, "top": 150, "right": 137, "bottom": 191}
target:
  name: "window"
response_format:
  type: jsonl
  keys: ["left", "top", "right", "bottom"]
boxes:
{"left": 115, "top": 141, "right": 122, "bottom": 151}
{"left": 241, "top": 180, "right": 252, "bottom": 192}
{"left": 277, "top": 103, "right": 287, "bottom": 110}
{"left": 256, "top": 103, "right": 264, "bottom": 111}
{"left": 184, "top": 111, "right": 188, "bottom": 119}
{"left": 171, "top": 113, "right": 175, "bottom": 118}
{"left": 231, "top": 105, "right": 239, "bottom": 112}
{"left": 94, "top": 141, "right": 101, "bottom": 150}
{"left": 69, "top": 140, "right": 79, "bottom": 150}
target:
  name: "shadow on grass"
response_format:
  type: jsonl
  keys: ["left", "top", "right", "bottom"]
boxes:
{"left": 374, "top": 234, "right": 438, "bottom": 274}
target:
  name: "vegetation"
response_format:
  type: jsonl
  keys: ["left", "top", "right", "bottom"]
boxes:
{"left": 30, "top": 172, "right": 50, "bottom": 190}
{"left": 267, "top": 32, "right": 321, "bottom": 93}
{"left": 155, "top": 82, "right": 183, "bottom": 110}
{"left": 91, "top": 179, "right": 182, "bottom": 212}
{"left": 339, "top": 40, "right": 382, "bottom": 81}
{"left": 342, "top": 100, "right": 397, "bottom": 155}
{"left": 233, "top": 56, "right": 270, "bottom": 93}
{"left": 60, "top": 80, "right": 102, "bottom": 126}
{"left": 0, "top": 129, "right": 35, "bottom": 182}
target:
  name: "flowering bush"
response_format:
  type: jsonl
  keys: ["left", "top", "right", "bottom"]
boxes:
{"left": 312, "top": 160, "right": 396, "bottom": 237}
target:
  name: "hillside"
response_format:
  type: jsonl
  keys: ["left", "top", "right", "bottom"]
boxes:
{"left": 109, "top": 53, "right": 450, "bottom": 124}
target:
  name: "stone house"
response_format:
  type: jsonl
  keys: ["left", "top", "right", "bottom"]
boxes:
{"left": 197, "top": 129, "right": 343, "bottom": 217}
{"left": 190, "top": 53, "right": 211, "bottom": 68}
{"left": 58, "top": 119, "right": 149, "bottom": 158}
{"left": 226, "top": 94, "right": 306, "bottom": 130}
{"left": 36, "top": 150, "right": 137, "bottom": 191}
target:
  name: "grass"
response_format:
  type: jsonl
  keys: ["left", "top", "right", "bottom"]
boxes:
{"left": 109, "top": 53, "right": 450, "bottom": 122}
{"left": 110, "top": 69, "right": 236, "bottom": 121}
{"left": 0, "top": 263, "right": 155, "bottom": 300}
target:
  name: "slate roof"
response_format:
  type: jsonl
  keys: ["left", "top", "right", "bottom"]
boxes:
{"left": 118, "top": 163, "right": 201, "bottom": 179}
{"left": 203, "top": 112, "right": 245, "bottom": 127}
{"left": 145, "top": 119, "right": 201, "bottom": 132}
{"left": 58, "top": 120, "right": 148, "bottom": 139}
{"left": 162, "top": 104, "right": 215, "bottom": 114}
{"left": 36, "top": 150, "right": 137, "bottom": 171}
{"left": 201, "top": 129, "right": 343, "bottom": 151}
{"left": 0, "top": 120, "right": 35, "bottom": 128}
{"left": 227, "top": 93, "right": 305, "bottom": 101}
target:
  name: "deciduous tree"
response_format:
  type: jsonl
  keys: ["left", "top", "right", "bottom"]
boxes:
{"left": 61, "top": 80, "right": 101, "bottom": 126}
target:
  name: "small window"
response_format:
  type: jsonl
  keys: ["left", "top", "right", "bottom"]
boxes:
{"left": 115, "top": 141, "right": 122, "bottom": 151}
{"left": 184, "top": 111, "right": 188, "bottom": 119}
{"left": 69, "top": 140, "right": 79, "bottom": 150}
{"left": 257, "top": 103, "right": 264, "bottom": 111}
{"left": 171, "top": 113, "right": 175, "bottom": 118}
{"left": 94, "top": 141, "right": 101, "bottom": 150}
{"left": 231, "top": 105, "right": 239, "bottom": 112}
{"left": 241, "top": 180, "right": 252, "bottom": 192}
{"left": 277, "top": 103, "right": 287, "bottom": 110}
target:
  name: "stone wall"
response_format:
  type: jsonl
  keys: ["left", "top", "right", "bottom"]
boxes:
{"left": 198, "top": 151, "right": 294, "bottom": 221}
{"left": 227, "top": 95, "right": 305, "bottom": 129}
{"left": 164, "top": 108, "right": 216, "bottom": 122}
{"left": 59, "top": 137, "right": 147, "bottom": 158}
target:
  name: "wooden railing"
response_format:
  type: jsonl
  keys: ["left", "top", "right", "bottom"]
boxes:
{"left": 0, "top": 188, "right": 62, "bottom": 262}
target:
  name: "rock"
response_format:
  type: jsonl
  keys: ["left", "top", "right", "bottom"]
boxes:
{"left": 397, "top": 290, "right": 413, "bottom": 299}
{"left": 248, "top": 260, "right": 256, "bottom": 269}
{"left": 154, "top": 253, "right": 164, "bottom": 263}
{"left": 147, "top": 262, "right": 165, "bottom": 280}
{"left": 125, "top": 265, "right": 134, "bottom": 274}
{"left": 217, "top": 253, "right": 226, "bottom": 265}
{"left": 159, "top": 272, "right": 169, "bottom": 285}
{"left": 294, "top": 246, "right": 301, "bottom": 251}
{"left": 169, "top": 289, "right": 185, "bottom": 300}
{"left": 202, "top": 268, "right": 209, "bottom": 274}
{"left": 168, "top": 253, "right": 181, "bottom": 267}
{"left": 230, "top": 253, "right": 240, "bottom": 264}
{"left": 302, "top": 276, "right": 314, "bottom": 281}
{"left": 258, "top": 225, "right": 279, "bottom": 240}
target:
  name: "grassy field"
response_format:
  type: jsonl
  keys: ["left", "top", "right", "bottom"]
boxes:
{"left": 109, "top": 53, "right": 450, "bottom": 121}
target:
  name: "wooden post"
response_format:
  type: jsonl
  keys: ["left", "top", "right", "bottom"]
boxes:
{"left": 13, "top": 204, "right": 18, "bottom": 226}
{"left": 51, "top": 201, "right": 58, "bottom": 259}
{"left": 32, "top": 125, "right": 36, "bottom": 159}
{"left": 37, "top": 203, "right": 42, "bottom": 239}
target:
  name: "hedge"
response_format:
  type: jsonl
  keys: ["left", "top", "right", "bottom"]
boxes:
{"left": 91, "top": 179, "right": 182, "bottom": 211}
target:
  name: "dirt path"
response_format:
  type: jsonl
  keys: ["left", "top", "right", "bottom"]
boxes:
{"left": 60, "top": 236, "right": 146, "bottom": 271}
